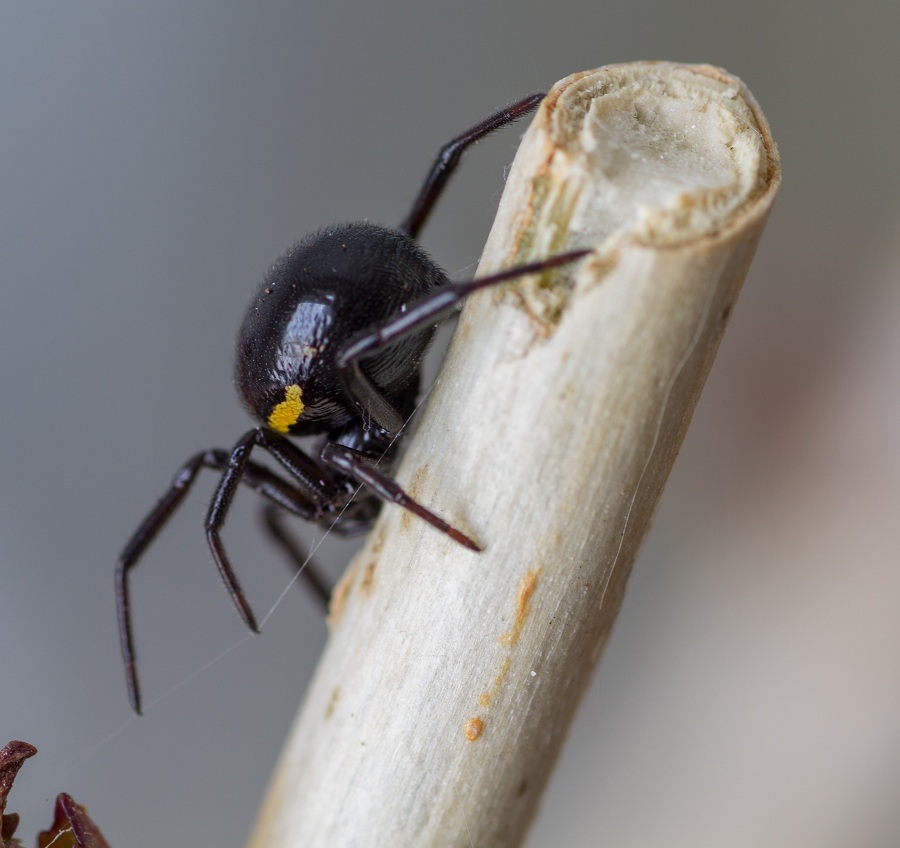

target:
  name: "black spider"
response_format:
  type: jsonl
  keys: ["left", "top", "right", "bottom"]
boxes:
{"left": 115, "top": 92, "right": 588, "bottom": 713}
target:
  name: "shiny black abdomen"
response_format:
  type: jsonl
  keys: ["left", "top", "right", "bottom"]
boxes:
{"left": 235, "top": 223, "right": 448, "bottom": 434}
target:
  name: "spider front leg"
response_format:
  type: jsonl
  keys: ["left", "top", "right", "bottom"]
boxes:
{"left": 335, "top": 249, "right": 592, "bottom": 414}
{"left": 204, "top": 428, "right": 342, "bottom": 629}
{"left": 332, "top": 250, "right": 589, "bottom": 550}
{"left": 400, "top": 92, "right": 544, "bottom": 239}
{"left": 320, "top": 442, "right": 482, "bottom": 551}
{"left": 117, "top": 437, "right": 338, "bottom": 713}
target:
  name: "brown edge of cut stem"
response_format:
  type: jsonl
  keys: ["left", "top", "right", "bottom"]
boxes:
{"left": 248, "top": 62, "right": 781, "bottom": 848}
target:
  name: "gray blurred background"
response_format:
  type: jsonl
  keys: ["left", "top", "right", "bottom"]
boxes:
{"left": 2, "top": 1, "right": 899, "bottom": 845}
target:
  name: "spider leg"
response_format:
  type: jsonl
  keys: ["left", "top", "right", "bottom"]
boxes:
{"left": 204, "top": 429, "right": 340, "bottom": 627}
{"left": 260, "top": 503, "right": 331, "bottom": 609}
{"left": 117, "top": 440, "right": 337, "bottom": 713}
{"left": 335, "top": 249, "right": 591, "bottom": 426}
{"left": 400, "top": 93, "right": 544, "bottom": 239}
{"left": 335, "top": 357, "right": 407, "bottom": 436}
{"left": 330, "top": 253, "right": 589, "bottom": 549}
{"left": 320, "top": 442, "right": 482, "bottom": 551}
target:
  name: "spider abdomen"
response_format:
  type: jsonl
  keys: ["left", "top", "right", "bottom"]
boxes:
{"left": 235, "top": 222, "right": 448, "bottom": 434}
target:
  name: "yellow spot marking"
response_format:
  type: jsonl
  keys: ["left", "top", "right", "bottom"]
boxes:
{"left": 268, "top": 384, "right": 304, "bottom": 433}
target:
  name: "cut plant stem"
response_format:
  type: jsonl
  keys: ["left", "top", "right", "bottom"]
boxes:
{"left": 247, "top": 62, "right": 781, "bottom": 848}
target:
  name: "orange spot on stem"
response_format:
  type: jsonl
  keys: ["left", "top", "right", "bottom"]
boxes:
{"left": 499, "top": 569, "right": 540, "bottom": 646}
{"left": 465, "top": 717, "right": 484, "bottom": 741}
